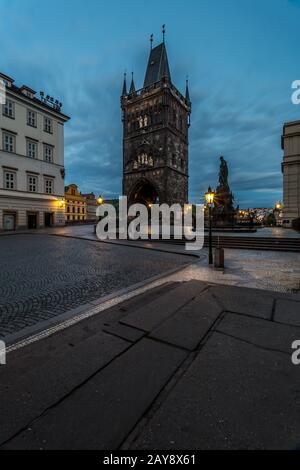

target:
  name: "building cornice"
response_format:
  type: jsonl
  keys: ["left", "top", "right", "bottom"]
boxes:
{"left": 6, "top": 88, "right": 70, "bottom": 122}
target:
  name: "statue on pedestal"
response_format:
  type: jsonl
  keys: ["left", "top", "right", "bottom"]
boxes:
{"left": 213, "top": 157, "right": 236, "bottom": 227}
{"left": 219, "top": 156, "right": 229, "bottom": 191}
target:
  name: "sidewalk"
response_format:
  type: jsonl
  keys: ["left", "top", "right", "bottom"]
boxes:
{"left": 1, "top": 280, "right": 300, "bottom": 450}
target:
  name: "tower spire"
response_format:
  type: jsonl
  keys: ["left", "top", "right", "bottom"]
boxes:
{"left": 150, "top": 33, "right": 153, "bottom": 49}
{"left": 162, "top": 24, "right": 166, "bottom": 43}
{"left": 185, "top": 76, "right": 190, "bottom": 103}
{"left": 122, "top": 72, "right": 127, "bottom": 96}
{"left": 129, "top": 72, "right": 136, "bottom": 94}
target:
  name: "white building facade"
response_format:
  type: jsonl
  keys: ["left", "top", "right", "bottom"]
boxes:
{"left": 0, "top": 72, "right": 70, "bottom": 231}
{"left": 282, "top": 120, "right": 300, "bottom": 228}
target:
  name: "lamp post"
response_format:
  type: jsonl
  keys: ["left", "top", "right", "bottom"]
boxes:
{"left": 205, "top": 186, "right": 215, "bottom": 265}
{"left": 97, "top": 196, "right": 104, "bottom": 227}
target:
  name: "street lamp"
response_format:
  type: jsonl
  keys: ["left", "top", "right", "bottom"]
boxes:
{"left": 97, "top": 195, "right": 104, "bottom": 205}
{"left": 58, "top": 198, "right": 65, "bottom": 209}
{"left": 205, "top": 186, "right": 215, "bottom": 265}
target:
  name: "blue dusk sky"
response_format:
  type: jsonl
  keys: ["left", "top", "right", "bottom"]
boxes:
{"left": 1, "top": 0, "right": 300, "bottom": 207}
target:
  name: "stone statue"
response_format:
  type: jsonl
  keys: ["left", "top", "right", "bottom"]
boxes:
{"left": 219, "top": 156, "right": 229, "bottom": 190}
{"left": 212, "top": 156, "right": 236, "bottom": 227}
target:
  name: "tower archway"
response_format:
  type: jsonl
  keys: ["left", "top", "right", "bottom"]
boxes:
{"left": 128, "top": 179, "right": 159, "bottom": 207}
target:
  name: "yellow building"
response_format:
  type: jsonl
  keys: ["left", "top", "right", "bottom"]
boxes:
{"left": 65, "top": 184, "right": 87, "bottom": 222}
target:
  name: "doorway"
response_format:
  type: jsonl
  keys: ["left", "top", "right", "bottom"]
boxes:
{"left": 27, "top": 213, "right": 38, "bottom": 230}
{"left": 44, "top": 212, "right": 54, "bottom": 227}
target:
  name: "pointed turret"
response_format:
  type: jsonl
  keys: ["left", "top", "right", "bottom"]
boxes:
{"left": 129, "top": 72, "right": 136, "bottom": 94}
{"left": 122, "top": 72, "right": 127, "bottom": 96}
{"left": 185, "top": 78, "right": 191, "bottom": 103}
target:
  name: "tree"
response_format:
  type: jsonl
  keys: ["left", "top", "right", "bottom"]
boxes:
{"left": 265, "top": 213, "right": 276, "bottom": 226}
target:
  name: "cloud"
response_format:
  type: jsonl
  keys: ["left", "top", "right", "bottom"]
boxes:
{"left": 1, "top": 4, "right": 297, "bottom": 208}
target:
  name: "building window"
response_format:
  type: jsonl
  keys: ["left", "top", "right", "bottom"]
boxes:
{"left": 27, "top": 140, "right": 37, "bottom": 158}
{"left": 27, "top": 109, "right": 37, "bottom": 127}
{"left": 3, "top": 99, "right": 15, "bottom": 118}
{"left": 3, "top": 132, "right": 15, "bottom": 153}
{"left": 44, "top": 117, "right": 53, "bottom": 133}
{"left": 28, "top": 175, "right": 38, "bottom": 192}
{"left": 44, "top": 144, "right": 53, "bottom": 163}
{"left": 4, "top": 171, "right": 16, "bottom": 190}
{"left": 45, "top": 179, "right": 54, "bottom": 194}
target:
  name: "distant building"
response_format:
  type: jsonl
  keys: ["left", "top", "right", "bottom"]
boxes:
{"left": 282, "top": 120, "right": 300, "bottom": 227}
{"left": 82, "top": 192, "right": 99, "bottom": 221}
{"left": 0, "top": 72, "right": 70, "bottom": 231}
{"left": 238, "top": 208, "right": 273, "bottom": 225}
{"left": 65, "top": 184, "right": 87, "bottom": 222}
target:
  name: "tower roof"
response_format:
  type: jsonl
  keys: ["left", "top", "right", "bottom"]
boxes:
{"left": 122, "top": 72, "right": 127, "bottom": 96}
{"left": 143, "top": 42, "right": 171, "bottom": 88}
{"left": 129, "top": 73, "right": 136, "bottom": 94}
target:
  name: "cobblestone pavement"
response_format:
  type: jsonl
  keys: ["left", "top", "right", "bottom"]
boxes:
{"left": 0, "top": 234, "right": 191, "bottom": 338}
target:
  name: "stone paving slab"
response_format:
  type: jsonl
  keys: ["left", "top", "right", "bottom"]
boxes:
{"left": 120, "top": 280, "right": 208, "bottom": 332}
{"left": 215, "top": 312, "right": 300, "bottom": 354}
{"left": 209, "top": 284, "right": 274, "bottom": 319}
{"left": 132, "top": 332, "right": 300, "bottom": 450}
{"left": 274, "top": 299, "right": 300, "bottom": 327}
{"left": 2, "top": 339, "right": 187, "bottom": 450}
{"left": 149, "top": 290, "right": 223, "bottom": 350}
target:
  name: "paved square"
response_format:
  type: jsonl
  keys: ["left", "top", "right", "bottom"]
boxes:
{"left": 0, "top": 234, "right": 191, "bottom": 339}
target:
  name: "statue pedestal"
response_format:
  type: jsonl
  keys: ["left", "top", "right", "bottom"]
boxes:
{"left": 212, "top": 186, "right": 236, "bottom": 228}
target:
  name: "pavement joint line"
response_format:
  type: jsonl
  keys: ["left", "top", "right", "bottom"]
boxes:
{"left": 101, "top": 329, "right": 138, "bottom": 344}
{"left": 118, "top": 346, "right": 191, "bottom": 451}
{"left": 213, "top": 329, "right": 291, "bottom": 356}
{"left": 5, "top": 263, "right": 195, "bottom": 354}
{"left": 272, "top": 318, "right": 300, "bottom": 329}
{"left": 271, "top": 298, "right": 277, "bottom": 322}
{"left": 144, "top": 334, "right": 192, "bottom": 353}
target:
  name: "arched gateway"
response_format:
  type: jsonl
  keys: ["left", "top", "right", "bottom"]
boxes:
{"left": 128, "top": 179, "right": 159, "bottom": 206}
{"left": 121, "top": 32, "right": 191, "bottom": 207}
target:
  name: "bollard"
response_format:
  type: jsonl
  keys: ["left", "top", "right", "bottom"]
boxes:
{"left": 214, "top": 246, "right": 224, "bottom": 269}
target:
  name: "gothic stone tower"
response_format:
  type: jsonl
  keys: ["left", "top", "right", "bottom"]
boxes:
{"left": 121, "top": 36, "right": 191, "bottom": 207}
